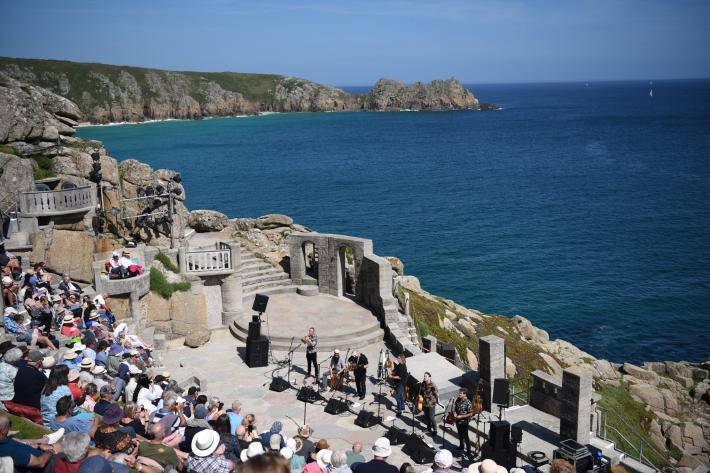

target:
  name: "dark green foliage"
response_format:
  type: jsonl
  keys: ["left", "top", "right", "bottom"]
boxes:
{"left": 24, "top": 154, "right": 55, "bottom": 180}
{"left": 149, "top": 267, "right": 190, "bottom": 300}
{"left": 154, "top": 251, "right": 179, "bottom": 273}
{"left": 0, "top": 144, "right": 20, "bottom": 155}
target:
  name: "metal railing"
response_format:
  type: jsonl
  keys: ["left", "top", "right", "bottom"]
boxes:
{"left": 509, "top": 379, "right": 531, "bottom": 407}
{"left": 183, "top": 242, "right": 233, "bottom": 273}
{"left": 595, "top": 406, "right": 678, "bottom": 472}
{"left": 18, "top": 185, "right": 94, "bottom": 217}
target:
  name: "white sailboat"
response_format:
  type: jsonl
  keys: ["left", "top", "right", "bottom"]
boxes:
{"left": 649, "top": 81, "right": 653, "bottom": 97}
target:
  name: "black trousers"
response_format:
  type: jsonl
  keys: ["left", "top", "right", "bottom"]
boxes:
{"left": 423, "top": 405, "right": 437, "bottom": 433}
{"left": 306, "top": 351, "right": 318, "bottom": 378}
{"left": 456, "top": 421, "right": 471, "bottom": 453}
{"left": 354, "top": 371, "right": 366, "bottom": 397}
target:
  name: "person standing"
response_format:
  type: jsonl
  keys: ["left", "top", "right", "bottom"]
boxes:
{"left": 389, "top": 354, "right": 408, "bottom": 416}
{"left": 303, "top": 327, "right": 319, "bottom": 380}
{"left": 421, "top": 372, "right": 439, "bottom": 438}
{"left": 453, "top": 388, "right": 473, "bottom": 457}
{"left": 348, "top": 351, "right": 369, "bottom": 400}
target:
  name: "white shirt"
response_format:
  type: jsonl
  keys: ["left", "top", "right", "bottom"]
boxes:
{"left": 120, "top": 256, "right": 133, "bottom": 269}
{"left": 137, "top": 385, "right": 159, "bottom": 413}
{"left": 125, "top": 378, "right": 138, "bottom": 403}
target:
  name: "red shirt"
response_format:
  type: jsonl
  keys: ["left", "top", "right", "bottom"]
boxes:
{"left": 68, "top": 382, "right": 83, "bottom": 401}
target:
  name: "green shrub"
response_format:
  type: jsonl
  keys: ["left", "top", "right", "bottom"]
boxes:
{"left": 0, "top": 144, "right": 20, "bottom": 156}
{"left": 154, "top": 252, "right": 179, "bottom": 273}
{"left": 149, "top": 267, "right": 190, "bottom": 299}
{"left": 22, "top": 154, "right": 55, "bottom": 180}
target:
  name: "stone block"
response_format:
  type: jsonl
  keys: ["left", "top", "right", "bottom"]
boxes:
{"left": 46, "top": 229, "right": 95, "bottom": 282}
{"left": 147, "top": 293, "right": 171, "bottom": 322}
{"left": 184, "top": 328, "right": 211, "bottom": 348}
{"left": 560, "top": 367, "right": 592, "bottom": 445}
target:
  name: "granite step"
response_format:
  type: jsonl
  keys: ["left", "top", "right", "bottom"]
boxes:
{"left": 242, "top": 284, "right": 299, "bottom": 301}
{"left": 242, "top": 272, "right": 290, "bottom": 286}
{"left": 241, "top": 267, "right": 283, "bottom": 278}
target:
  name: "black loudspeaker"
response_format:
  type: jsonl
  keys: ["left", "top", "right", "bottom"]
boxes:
{"left": 422, "top": 337, "right": 434, "bottom": 353}
{"left": 269, "top": 377, "right": 290, "bottom": 392}
{"left": 385, "top": 425, "right": 409, "bottom": 445}
{"left": 492, "top": 378, "right": 509, "bottom": 406}
{"left": 489, "top": 420, "right": 511, "bottom": 450}
{"left": 324, "top": 398, "right": 348, "bottom": 415}
{"left": 511, "top": 425, "right": 523, "bottom": 444}
{"left": 248, "top": 318, "right": 261, "bottom": 340}
{"left": 297, "top": 387, "right": 321, "bottom": 403}
{"left": 481, "top": 442, "right": 516, "bottom": 469}
{"left": 440, "top": 343, "right": 456, "bottom": 363}
{"left": 354, "top": 409, "right": 380, "bottom": 428}
{"left": 402, "top": 434, "right": 436, "bottom": 464}
{"left": 252, "top": 294, "right": 269, "bottom": 313}
{"left": 246, "top": 336, "right": 269, "bottom": 368}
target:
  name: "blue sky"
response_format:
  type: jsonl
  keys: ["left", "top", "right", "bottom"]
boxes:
{"left": 1, "top": 0, "right": 708, "bottom": 86}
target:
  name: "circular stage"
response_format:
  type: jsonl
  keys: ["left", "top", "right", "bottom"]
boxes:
{"left": 230, "top": 293, "right": 385, "bottom": 350}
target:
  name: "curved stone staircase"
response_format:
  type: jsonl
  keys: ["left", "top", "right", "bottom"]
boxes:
{"left": 239, "top": 248, "right": 297, "bottom": 301}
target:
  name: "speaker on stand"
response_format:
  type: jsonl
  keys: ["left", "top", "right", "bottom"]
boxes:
{"left": 481, "top": 420, "right": 516, "bottom": 469}
{"left": 492, "top": 378, "right": 509, "bottom": 420}
{"left": 245, "top": 294, "right": 270, "bottom": 368}
{"left": 511, "top": 425, "right": 523, "bottom": 468}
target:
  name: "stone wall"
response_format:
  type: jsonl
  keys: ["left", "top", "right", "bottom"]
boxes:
{"left": 529, "top": 369, "right": 562, "bottom": 417}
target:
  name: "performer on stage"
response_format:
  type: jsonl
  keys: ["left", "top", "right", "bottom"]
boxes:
{"left": 348, "top": 350, "right": 369, "bottom": 400}
{"left": 302, "top": 327, "right": 318, "bottom": 379}
{"left": 322, "top": 349, "right": 345, "bottom": 391}
{"left": 389, "top": 353, "right": 408, "bottom": 416}
{"left": 453, "top": 388, "right": 473, "bottom": 456}
{"left": 421, "top": 372, "right": 439, "bottom": 437}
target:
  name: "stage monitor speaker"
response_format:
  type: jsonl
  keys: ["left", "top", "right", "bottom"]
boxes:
{"left": 440, "top": 343, "right": 456, "bottom": 363}
{"left": 297, "top": 387, "right": 321, "bottom": 403}
{"left": 324, "top": 398, "right": 349, "bottom": 415}
{"left": 246, "top": 336, "right": 269, "bottom": 368}
{"left": 354, "top": 409, "right": 380, "bottom": 428}
{"left": 269, "top": 377, "right": 290, "bottom": 392}
{"left": 481, "top": 442, "right": 516, "bottom": 469}
{"left": 385, "top": 425, "right": 409, "bottom": 445}
{"left": 492, "top": 378, "right": 509, "bottom": 406}
{"left": 511, "top": 425, "right": 523, "bottom": 444}
{"left": 248, "top": 320, "right": 261, "bottom": 340}
{"left": 422, "top": 337, "right": 434, "bottom": 353}
{"left": 489, "top": 420, "right": 511, "bottom": 450}
{"left": 402, "top": 434, "right": 436, "bottom": 464}
{"left": 252, "top": 294, "right": 269, "bottom": 313}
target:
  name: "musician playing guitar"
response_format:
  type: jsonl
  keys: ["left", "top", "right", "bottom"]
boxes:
{"left": 388, "top": 353, "right": 408, "bottom": 416}
{"left": 322, "top": 349, "right": 345, "bottom": 391}
{"left": 421, "top": 372, "right": 439, "bottom": 438}
{"left": 453, "top": 388, "right": 474, "bottom": 457}
{"left": 348, "top": 350, "right": 369, "bottom": 400}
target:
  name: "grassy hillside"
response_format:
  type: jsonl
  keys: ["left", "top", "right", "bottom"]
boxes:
{"left": 0, "top": 56, "right": 283, "bottom": 105}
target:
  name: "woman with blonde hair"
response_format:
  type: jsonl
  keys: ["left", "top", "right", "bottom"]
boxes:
{"left": 242, "top": 414, "right": 260, "bottom": 442}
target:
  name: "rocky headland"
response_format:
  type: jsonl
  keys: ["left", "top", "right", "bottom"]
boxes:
{"left": 0, "top": 74, "right": 707, "bottom": 469}
{"left": 0, "top": 57, "right": 494, "bottom": 124}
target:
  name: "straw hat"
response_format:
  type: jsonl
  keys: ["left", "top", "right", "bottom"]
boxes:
{"left": 42, "top": 356, "right": 56, "bottom": 369}
{"left": 68, "top": 369, "right": 80, "bottom": 382}
{"left": 62, "top": 313, "right": 75, "bottom": 324}
{"left": 469, "top": 460, "right": 508, "bottom": 473}
{"left": 240, "top": 441, "right": 265, "bottom": 462}
{"left": 63, "top": 351, "right": 78, "bottom": 360}
{"left": 80, "top": 358, "right": 95, "bottom": 370}
{"left": 91, "top": 365, "right": 106, "bottom": 375}
{"left": 89, "top": 310, "right": 100, "bottom": 321}
{"left": 316, "top": 449, "right": 333, "bottom": 470}
{"left": 72, "top": 343, "right": 86, "bottom": 352}
{"left": 298, "top": 425, "right": 311, "bottom": 438}
{"left": 372, "top": 437, "right": 392, "bottom": 458}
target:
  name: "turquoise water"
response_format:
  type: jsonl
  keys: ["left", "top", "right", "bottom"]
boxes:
{"left": 78, "top": 80, "right": 710, "bottom": 363}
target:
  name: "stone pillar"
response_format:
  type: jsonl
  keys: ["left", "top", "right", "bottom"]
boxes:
{"left": 288, "top": 236, "right": 306, "bottom": 285}
{"left": 560, "top": 366, "right": 592, "bottom": 445}
{"left": 221, "top": 273, "right": 243, "bottom": 325}
{"left": 178, "top": 247, "right": 187, "bottom": 274}
{"left": 479, "top": 335, "right": 506, "bottom": 412}
{"left": 129, "top": 291, "right": 140, "bottom": 325}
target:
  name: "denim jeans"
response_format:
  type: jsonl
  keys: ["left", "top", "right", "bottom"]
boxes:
{"left": 395, "top": 383, "right": 405, "bottom": 413}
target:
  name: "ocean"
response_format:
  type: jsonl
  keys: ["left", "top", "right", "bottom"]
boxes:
{"left": 77, "top": 80, "right": 710, "bottom": 364}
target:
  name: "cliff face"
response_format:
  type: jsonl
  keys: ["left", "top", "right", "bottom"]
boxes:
{"left": 0, "top": 57, "right": 487, "bottom": 123}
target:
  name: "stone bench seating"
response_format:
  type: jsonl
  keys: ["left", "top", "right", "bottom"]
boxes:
{"left": 18, "top": 185, "right": 95, "bottom": 217}
{"left": 92, "top": 247, "right": 152, "bottom": 298}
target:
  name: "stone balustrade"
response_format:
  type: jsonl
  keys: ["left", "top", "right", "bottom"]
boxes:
{"left": 179, "top": 241, "right": 239, "bottom": 277}
{"left": 18, "top": 185, "right": 95, "bottom": 217}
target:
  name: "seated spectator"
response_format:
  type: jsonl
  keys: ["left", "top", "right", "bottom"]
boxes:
{"left": 94, "top": 340, "right": 110, "bottom": 367}
{"left": 296, "top": 425, "right": 314, "bottom": 462}
{"left": 346, "top": 441, "right": 366, "bottom": 467}
{"left": 1, "top": 275, "right": 18, "bottom": 306}
{"left": 106, "top": 251, "right": 129, "bottom": 279}
{"left": 120, "top": 250, "right": 143, "bottom": 277}
{"left": 187, "top": 429, "right": 235, "bottom": 472}
{"left": 0, "top": 348, "right": 21, "bottom": 404}
{"left": 0, "top": 414, "right": 54, "bottom": 470}
{"left": 41, "top": 364, "right": 73, "bottom": 426}
{"left": 8, "top": 349, "right": 47, "bottom": 425}
{"left": 124, "top": 364, "right": 142, "bottom": 402}
{"left": 181, "top": 404, "right": 210, "bottom": 453}
{"left": 139, "top": 422, "right": 185, "bottom": 470}
{"left": 240, "top": 452, "right": 289, "bottom": 473}
{"left": 469, "top": 459, "right": 508, "bottom": 473}
{"left": 3, "top": 307, "right": 57, "bottom": 350}
{"left": 42, "top": 354, "right": 56, "bottom": 377}
{"left": 58, "top": 273, "right": 83, "bottom": 297}
{"left": 215, "top": 413, "right": 241, "bottom": 462}
{"left": 260, "top": 421, "right": 285, "bottom": 451}
{"left": 92, "top": 291, "right": 115, "bottom": 326}
{"left": 240, "top": 441, "right": 265, "bottom": 462}
{"left": 79, "top": 357, "right": 95, "bottom": 373}
{"left": 150, "top": 391, "right": 187, "bottom": 435}
{"left": 30, "top": 294, "right": 54, "bottom": 334}
{"left": 91, "top": 365, "right": 110, "bottom": 391}
{"left": 352, "top": 438, "right": 397, "bottom": 473}
{"left": 242, "top": 414, "right": 260, "bottom": 442}
{"left": 32, "top": 262, "right": 53, "bottom": 293}
{"left": 94, "top": 384, "right": 116, "bottom": 416}
{"left": 68, "top": 369, "right": 83, "bottom": 401}
{"left": 93, "top": 403, "right": 133, "bottom": 453}
{"left": 53, "top": 431, "right": 91, "bottom": 473}
{"left": 121, "top": 403, "right": 147, "bottom": 438}
{"left": 132, "top": 374, "right": 159, "bottom": 413}
{"left": 63, "top": 351, "right": 80, "bottom": 371}
{"left": 60, "top": 312, "right": 82, "bottom": 339}
{"left": 81, "top": 383, "right": 99, "bottom": 412}
{"left": 431, "top": 450, "right": 453, "bottom": 473}
{"left": 330, "top": 450, "right": 353, "bottom": 473}
{"left": 49, "top": 395, "right": 100, "bottom": 435}
{"left": 227, "top": 400, "right": 243, "bottom": 435}
{"left": 286, "top": 438, "right": 306, "bottom": 473}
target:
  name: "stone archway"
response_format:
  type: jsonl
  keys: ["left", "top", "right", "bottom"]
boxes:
{"left": 302, "top": 241, "right": 319, "bottom": 282}
{"left": 337, "top": 244, "right": 356, "bottom": 297}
